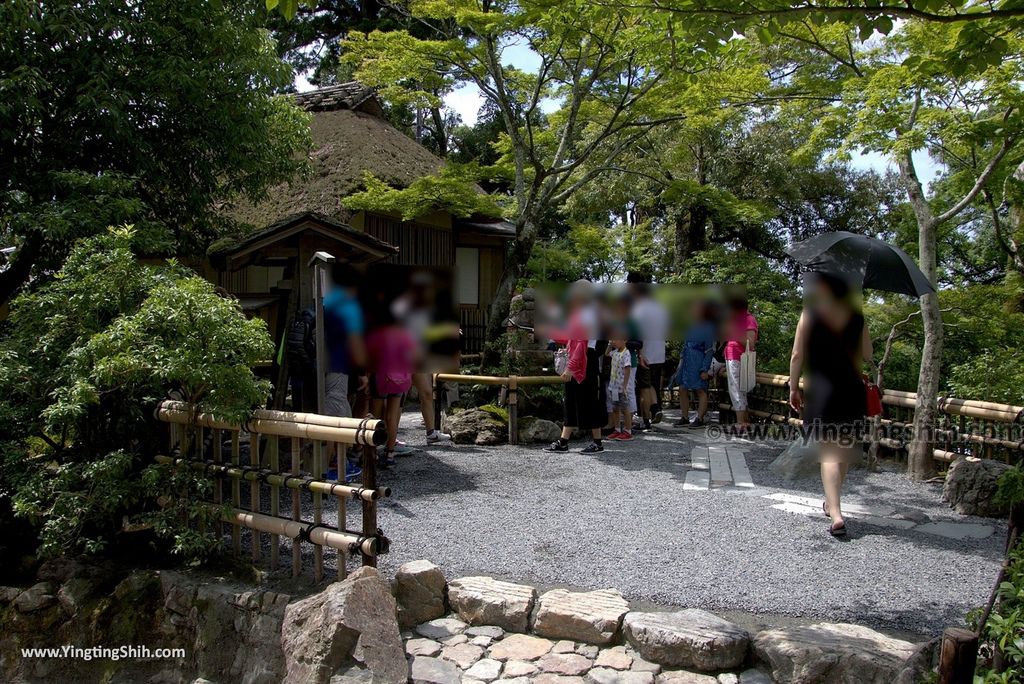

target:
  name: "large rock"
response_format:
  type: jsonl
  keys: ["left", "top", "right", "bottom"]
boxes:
{"left": 281, "top": 567, "right": 407, "bottom": 684}
{"left": 943, "top": 456, "right": 1012, "bottom": 517}
{"left": 534, "top": 589, "right": 630, "bottom": 645}
{"left": 446, "top": 409, "right": 507, "bottom": 445}
{"left": 623, "top": 610, "right": 749, "bottom": 672}
{"left": 769, "top": 440, "right": 819, "bottom": 480}
{"left": 518, "top": 417, "right": 562, "bottom": 444}
{"left": 14, "top": 582, "right": 56, "bottom": 613}
{"left": 753, "top": 622, "right": 918, "bottom": 684}
{"left": 448, "top": 577, "right": 537, "bottom": 633}
{"left": 393, "top": 560, "right": 447, "bottom": 628}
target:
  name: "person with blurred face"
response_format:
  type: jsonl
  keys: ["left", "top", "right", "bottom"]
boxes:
{"left": 673, "top": 300, "right": 716, "bottom": 428}
{"left": 788, "top": 272, "right": 874, "bottom": 537}
{"left": 723, "top": 295, "right": 757, "bottom": 430}
{"left": 545, "top": 280, "right": 605, "bottom": 454}
{"left": 629, "top": 275, "right": 669, "bottom": 429}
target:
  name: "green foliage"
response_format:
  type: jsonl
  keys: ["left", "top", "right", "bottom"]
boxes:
{"left": 976, "top": 539, "right": 1024, "bottom": 681}
{"left": 343, "top": 164, "right": 503, "bottom": 221}
{"left": 479, "top": 404, "right": 510, "bottom": 424}
{"left": 0, "top": 227, "right": 272, "bottom": 558}
{"left": 0, "top": 0, "right": 310, "bottom": 306}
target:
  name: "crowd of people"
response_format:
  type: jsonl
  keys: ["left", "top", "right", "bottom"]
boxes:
{"left": 286, "top": 264, "right": 459, "bottom": 482}
{"left": 540, "top": 275, "right": 759, "bottom": 454}
{"left": 299, "top": 265, "right": 872, "bottom": 537}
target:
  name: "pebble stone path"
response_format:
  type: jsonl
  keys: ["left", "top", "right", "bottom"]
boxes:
{"left": 401, "top": 615, "right": 770, "bottom": 684}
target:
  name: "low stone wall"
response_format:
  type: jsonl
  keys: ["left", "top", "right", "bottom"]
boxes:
{"left": 0, "top": 558, "right": 938, "bottom": 684}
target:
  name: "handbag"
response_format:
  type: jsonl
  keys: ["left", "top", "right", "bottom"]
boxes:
{"left": 864, "top": 375, "right": 883, "bottom": 417}
{"left": 554, "top": 347, "right": 568, "bottom": 375}
{"left": 739, "top": 339, "right": 757, "bottom": 393}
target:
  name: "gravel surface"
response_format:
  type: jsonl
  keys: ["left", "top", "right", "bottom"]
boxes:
{"left": 252, "top": 408, "right": 1006, "bottom": 639}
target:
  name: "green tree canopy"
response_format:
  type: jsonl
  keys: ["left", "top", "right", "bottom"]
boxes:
{"left": 0, "top": 0, "right": 311, "bottom": 307}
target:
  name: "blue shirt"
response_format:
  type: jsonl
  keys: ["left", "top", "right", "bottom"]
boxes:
{"left": 322, "top": 288, "right": 364, "bottom": 374}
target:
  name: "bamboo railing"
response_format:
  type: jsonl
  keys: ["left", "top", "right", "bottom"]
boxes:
{"left": 432, "top": 373, "right": 564, "bottom": 445}
{"left": 707, "top": 373, "right": 1024, "bottom": 464}
{"left": 155, "top": 400, "right": 391, "bottom": 581}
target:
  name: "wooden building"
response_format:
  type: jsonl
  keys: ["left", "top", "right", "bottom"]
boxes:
{"left": 210, "top": 82, "right": 513, "bottom": 353}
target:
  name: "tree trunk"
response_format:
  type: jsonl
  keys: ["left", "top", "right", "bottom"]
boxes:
{"left": 0, "top": 235, "right": 42, "bottom": 310}
{"left": 673, "top": 212, "right": 689, "bottom": 274}
{"left": 688, "top": 203, "right": 708, "bottom": 255}
{"left": 481, "top": 218, "right": 539, "bottom": 369}
{"left": 898, "top": 152, "right": 942, "bottom": 480}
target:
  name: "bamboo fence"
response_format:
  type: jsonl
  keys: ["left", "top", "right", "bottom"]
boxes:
{"left": 703, "top": 373, "right": 1024, "bottom": 463}
{"left": 431, "top": 373, "right": 564, "bottom": 445}
{"left": 155, "top": 400, "right": 390, "bottom": 581}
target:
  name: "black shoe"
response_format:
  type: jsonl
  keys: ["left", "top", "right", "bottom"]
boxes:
{"left": 580, "top": 442, "right": 604, "bottom": 454}
{"left": 652, "top": 410, "right": 664, "bottom": 424}
{"left": 544, "top": 440, "right": 569, "bottom": 452}
{"left": 689, "top": 418, "right": 705, "bottom": 428}
{"left": 672, "top": 418, "right": 689, "bottom": 427}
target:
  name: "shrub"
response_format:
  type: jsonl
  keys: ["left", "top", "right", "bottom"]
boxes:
{"left": 0, "top": 226, "right": 272, "bottom": 558}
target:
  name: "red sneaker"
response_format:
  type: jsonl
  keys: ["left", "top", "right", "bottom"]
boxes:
{"left": 617, "top": 431, "right": 633, "bottom": 441}
{"left": 608, "top": 431, "right": 624, "bottom": 440}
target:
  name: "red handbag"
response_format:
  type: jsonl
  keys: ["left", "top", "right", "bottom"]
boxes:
{"left": 863, "top": 375, "right": 883, "bottom": 417}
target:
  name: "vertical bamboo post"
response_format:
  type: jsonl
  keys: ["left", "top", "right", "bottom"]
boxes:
{"left": 269, "top": 435, "right": 280, "bottom": 570}
{"left": 938, "top": 627, "right": 978, "bottom": 684}
{"left": 336, "top": 441, "right": 347, "bottom": 580}
{"left": 432, "top": 373, "right": 443, "bottom": 435}
{"left": 313, "top": 439, "right": 323, "bottom": 582}
{"left": 361, "top": 443, "right": 378, "bottom": 568}
{"left": 231, "top": 430, "right": 240, "bottom": 555}
{"left": 213, "top": 428, "right": 225, "bottom": 538}
{"left": 250, "top": 432, "right": 262, "bottom": 563}
{"left": 291, "top": 436, "right": 301, "bottom": 578}
{"left": 508, "top": 376, "right": 519, "bottom": 445}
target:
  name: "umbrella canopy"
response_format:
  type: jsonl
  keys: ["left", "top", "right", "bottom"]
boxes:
{"left": 787, "top": 231, "right": 936, "bottom": 298}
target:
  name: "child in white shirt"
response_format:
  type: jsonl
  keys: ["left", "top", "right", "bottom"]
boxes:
{"left": 606, "top": 339, "right": 636, "bottom": 440}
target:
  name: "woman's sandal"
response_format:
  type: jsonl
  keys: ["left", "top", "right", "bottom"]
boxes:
{"left": 829, "top": 520, "right": 847, "bottom": 537}
{"left": 822, "top": 500, "right": 828, "bottom": 517}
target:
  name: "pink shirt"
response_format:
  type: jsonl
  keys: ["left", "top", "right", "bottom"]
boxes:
{"left": 366, "top": 325, "right": 415, "bottom": 395}
{"left": 724, "top": 311, "right": 758, "bottom": 361}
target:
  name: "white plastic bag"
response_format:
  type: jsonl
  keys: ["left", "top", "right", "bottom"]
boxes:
{"left": 739, "top": 339, "right": 757, "bottom": 393}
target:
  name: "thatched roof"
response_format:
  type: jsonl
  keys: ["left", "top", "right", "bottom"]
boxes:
{"left": 222, "top": 83, "right": 444, "bottom": 230}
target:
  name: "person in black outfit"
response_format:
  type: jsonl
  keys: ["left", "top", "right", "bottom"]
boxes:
{"left": 788, "top": 272, "right": 875, "bottom": 537}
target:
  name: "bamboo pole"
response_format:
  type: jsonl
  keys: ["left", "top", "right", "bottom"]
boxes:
{"left": 212, "top": 428, "right": 223, "bottom": 537}
{"left": 153, "top": 455, "right": 391, "bottom": 501}
{"left": 269, "top": 436, "right": 279, "bottom": 570}
{"left": 336, "top": 442, "right": 346, "bottom": 580}
{"left": 432, "top": 373, "right": 563, "bottom": 386}
{"left": 508, "top": 376, "right": 519, "bottom": 446}
{"left": 220, "top": 508, "right": 381, "bottom": 557}
{"left": 313, "top": 440, "right": 323, "bottom": 582}
{"left": 156, "top": 406, "right": 386, "bottom": 446}
{"left": 159, "top": 401, "right": 388, "bottom": 434}
{"left": 291, "top": 436, "right": 301, "bottom": 578}
{"left": 250, "top": 431, "right": 261, "bottom": 563}
{"left": 231, "top": 431, "right": 240, "bottom": 555}
{"left": 361, "top": 443, "right": 378, "bottom": 568}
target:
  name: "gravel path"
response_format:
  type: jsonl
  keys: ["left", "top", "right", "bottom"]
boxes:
{"left": 261, "top": 408, "right": 1005, "bottom": 639}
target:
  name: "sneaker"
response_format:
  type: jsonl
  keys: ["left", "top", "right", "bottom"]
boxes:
{"left": 672, "top": 418, "right": 689, "bottom": 427}
{"left": 689, "top": 418, "right": 705, "bottom": 428}
{"left": 344, "top": 461, "right": 362, "bottom": 482}
{"left": 378, "top": 452, "right": 396, "bottom": 469}
{"left": 607, "top": 431, "right": 624, "bottom": 440}
{"left": 616, "top": 431, "right": 633, "bottom": 441}
{"left": 426, "top": 429, "right": 451, "bottom": 444}
{"left": 580, "top": 442, "right": 604, "bottom": 454}
{"left": 652, "top": 410, "right": 664, "bottom": 424}
{"left": 544, "top": 440, "right": 569, "bottom": 452}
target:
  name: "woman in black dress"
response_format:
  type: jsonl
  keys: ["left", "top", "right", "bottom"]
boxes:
{"left": 788, "top": 272, "right": 874, "bottom": 537}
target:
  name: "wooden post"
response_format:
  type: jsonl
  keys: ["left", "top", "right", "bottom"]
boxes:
{"left": 231, "top": 431, "right": 240, "bottom": 556}
{"left": 313, "top": 439, "right": 323, "bottom": 582}
{"left": 938, "top": 627, "right": 978, "bottom": 684}
{"left": 336, "top": 441, "right": 347, "bottom": 580}
{"left": 432, "top": 373, "right": 443, "bottom": 435}
{"left": 212, "top": 428, "right": 224, "bottom": 537}
{"left": 291, "top": 436, "right": 301, "bottom": 578}
{"left": 250, "top": 432, "right": 261, "bottom": 563}
{"left": 508, "top": 376, "right": 519, "bottom": 445}
{"left": 361, "top": 443, "right": 378, "bottom": 568}
{"left": 269, "top": 436, "right": 280, "bottom": 570}
{"left": 308, "top": 251, "right": 335, "bottom": 416}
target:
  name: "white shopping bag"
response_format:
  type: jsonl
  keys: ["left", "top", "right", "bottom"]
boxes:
{"left": 739, "top": 339, "right": 757, "bottom": 393}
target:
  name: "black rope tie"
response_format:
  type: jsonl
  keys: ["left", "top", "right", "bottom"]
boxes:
{"left": 298, "top": 522, "right": 331, "bottom": 543}
{"left": 357, "top": 416, "right": 373, "bottom": 444}
{"left": 349, "top": 534, "right": 373, "bottom": 554}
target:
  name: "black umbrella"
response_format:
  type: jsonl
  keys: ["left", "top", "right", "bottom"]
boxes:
{"left": 786, "top": 231, "right": 935, "bottom": 298}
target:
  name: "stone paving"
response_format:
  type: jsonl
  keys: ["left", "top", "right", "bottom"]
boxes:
{"left": 675, "top": 432, "right": 997, "bottom": 541}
